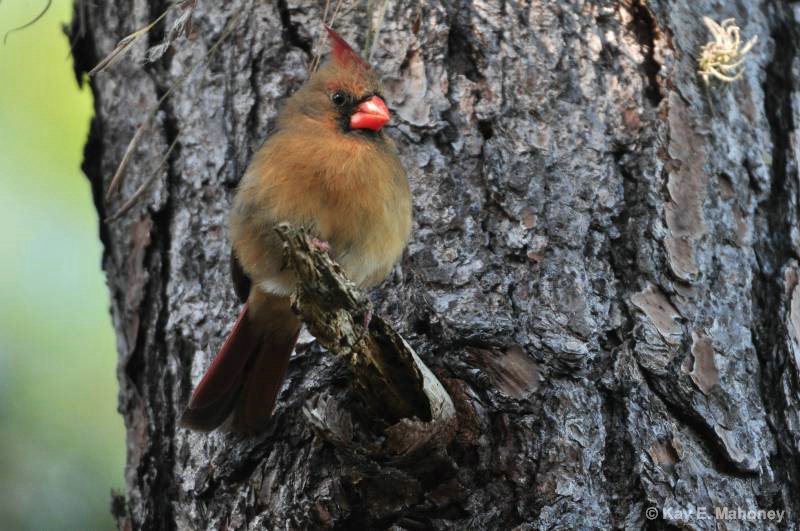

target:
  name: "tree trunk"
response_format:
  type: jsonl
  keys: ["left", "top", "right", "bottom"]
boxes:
{"left": 72, "top": 0, "right": 800, "bottom": 528}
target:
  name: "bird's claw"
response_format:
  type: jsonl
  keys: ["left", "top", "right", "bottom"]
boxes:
{"left": 361, "top": 306, "right": 373, "bottom": 329}
{"left": 309, "top": 237, "right": 331, "bottom": 253}
{"left": 353, "top": 304, "right": 374, "bottom": 344}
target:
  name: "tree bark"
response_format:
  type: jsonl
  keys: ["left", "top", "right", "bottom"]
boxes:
{"left": 72, "top": 0, "right": 800, "bottom": 528}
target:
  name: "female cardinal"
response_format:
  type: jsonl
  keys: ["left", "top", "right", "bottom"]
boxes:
{"left": 180, "top": 28, "right": 411, "bottom": 433}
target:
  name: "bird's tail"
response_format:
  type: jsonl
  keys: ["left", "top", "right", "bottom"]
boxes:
{"left": 180, "top": 293, "right": 300, "bottom": 433}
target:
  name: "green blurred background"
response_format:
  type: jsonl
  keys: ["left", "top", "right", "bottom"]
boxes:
{"left": 0, "top": 1, "right": 124, "bottom": 529}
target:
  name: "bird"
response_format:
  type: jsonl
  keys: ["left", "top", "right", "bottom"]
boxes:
{"left": 180, "top": 27, "right": 412, "bottom": 433}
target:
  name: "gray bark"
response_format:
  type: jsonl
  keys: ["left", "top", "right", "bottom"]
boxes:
{"left": 72, "top": 0, "right": 800, "bottom": 528}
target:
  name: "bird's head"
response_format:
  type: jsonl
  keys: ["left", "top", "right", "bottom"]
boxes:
{"left": 280, "top": 28, "right": 391, "bottom": 138}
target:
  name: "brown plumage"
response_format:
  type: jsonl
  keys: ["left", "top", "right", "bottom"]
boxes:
{"left": 180, "top": 28, "right": 411, "bottom": 433}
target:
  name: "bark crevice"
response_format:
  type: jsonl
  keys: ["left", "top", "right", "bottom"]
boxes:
{"left": 752, "top": 9, "right": 800, "bottom": 516}
{"left": 277, "top": 0, "right": 312, "bottom": 56}
{"left": 627, "top": 0, "right": 663, "bottom": 107}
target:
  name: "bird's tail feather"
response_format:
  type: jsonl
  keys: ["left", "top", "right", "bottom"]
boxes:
{"left": 233, "top": 326, "right": 300, "bottom": 432}
{"left": 180, "top": 300, "right": 299, "bottom": 433}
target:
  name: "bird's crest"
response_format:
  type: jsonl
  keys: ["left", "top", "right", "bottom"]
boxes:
{"left": 326, "top": 26, "right": 369, "bottom": 70}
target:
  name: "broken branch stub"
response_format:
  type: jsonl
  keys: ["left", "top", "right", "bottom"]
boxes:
{"left": 274, "top": 223, "right": 456, "bottom": 457}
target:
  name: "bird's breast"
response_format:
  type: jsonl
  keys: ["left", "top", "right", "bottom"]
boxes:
{"left": 315, "top": 164, "right": 411, "bottom": 287}
{"left": 238, "top": 130, "right": 411, "bottom": 289}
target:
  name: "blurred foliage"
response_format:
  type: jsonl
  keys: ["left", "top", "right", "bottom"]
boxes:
{"left": 0, "top": 1, "right": 124, "bottom": 529}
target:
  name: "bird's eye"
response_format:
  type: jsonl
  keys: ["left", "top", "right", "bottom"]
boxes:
{"left": 331, "top": 91, "right": 347, "bottom": 107}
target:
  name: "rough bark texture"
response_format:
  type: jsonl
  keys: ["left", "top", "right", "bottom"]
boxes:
{"left": 72, "top": 0, "right": 800, "bottom": 528}
{"left": 274, "top": 222, "right": 457, "bottom": 456}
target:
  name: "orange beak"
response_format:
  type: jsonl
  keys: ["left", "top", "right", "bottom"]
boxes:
{"left": 350, "top": 95, "right": 390, "bottom": 131}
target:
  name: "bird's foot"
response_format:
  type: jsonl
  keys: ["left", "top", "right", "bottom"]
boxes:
{"left": 353, "top": 304, "right": 374, "bottom": 344}
{"left": 361, "top": 305, "right": 373, "bottom": 330}
{"left": 309, "top": 237, "right": 331, "bottom": 253}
